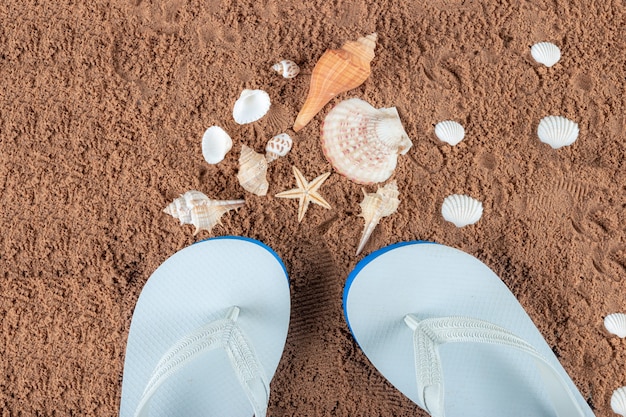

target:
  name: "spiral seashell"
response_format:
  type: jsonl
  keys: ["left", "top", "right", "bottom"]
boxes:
{"left": 163, "top": 190, "right": 245, "bottom": 235}
{"left": 237, "top": 145, "right": 269, "bottom": 196}
{"left": 434, "top": 120, "right": 465, "bottom": 146}
{"left": 612, "top": 387, "right": 626, "bottom": 417}
{"left": 357, "top": 181, "right": 400, "bottom": 255}
{"left": 201, "top": 126, "right": 233, "bottom": 164}
{"left": 272, "top": 59, "right": 300, "bottom": 79}
{"left": 441, "top": 194, "right": 483, "bottom": 228}
{"left": 233, "top": 89, "right": 271, "bottom": 124}
{"left": 531, "top": 42, "right": 561, "bottom": 67}
{"left": 604, "top": 313, "right": 626, "bottom": 338}
{"left": 537, "top": 115, "right": 579, "bottom": 149}
{"left": 321, "top": 98, "right": 412, "bottom": 185}
{"left": 265, "top": 133, "right": 293, "bottom": 163}
{"left": 293, "top": 33, "right": 378, "bottom": 132}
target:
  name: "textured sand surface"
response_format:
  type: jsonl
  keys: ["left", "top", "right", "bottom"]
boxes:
{"left": 1, "top": 0, "right": 625, "bottom": 415}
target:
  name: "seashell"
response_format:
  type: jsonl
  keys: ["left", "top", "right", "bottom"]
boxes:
{"left": 233, "top": 89, "right": 271, "bottom": 124}
{"left": 441, "top": 194, "right": 483, "bottom": 228}
{"left": 434, "top": 120, "right": 465, "bottom": 146}
{"left": 530, "top": 42, "right": 561, "bottom": 67}
{"left": 163, "top": 190, "right": 245, "bottom": 235}
{"left": 264, "top": 103, "right": 291, "bottom": 134}
{"left": 293, "top": 33, "right": 378, "bottom": 132}
{"left": 320, "top": 98, "right": 412, "bottom": 185}
{"left": 604, "top": 313, "right": 626, "bottom": 338}
{"left": 537, "top": 115, "right": 579, "bottom": 149}
{"left": 356, "top": 181, "right": 400, "bottom": 255}
{"left": 237, "top": 145, "right": 269, "bottom": 196}
{"left": 201, "top": 126, "right": 233, "bottom": 164}
{"left": 612, "top": 387, "right": 626, "bottom": 417}
{"left": 265, "top": 133, "right": 293, "bottom": 163}
{"left": 272, "top": 59, "right": 300, "bottom": 79}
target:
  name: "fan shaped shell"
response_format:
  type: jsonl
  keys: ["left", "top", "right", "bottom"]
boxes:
{"left": 441, "top": 194, "right": 483, "bottom": 227}
{"left": 272, "top": 60, "right": 300, "bottom": 79}
{"left": 537, "top": 115, "right": 579, "bottom": 149}
{"left": 233, "top": 89, "right": 271, "bottom": 124}
{"left": 320, "top": 98, "right": 412, "bottom": 185}
{"left": 611, "top": 387, "right": 626, "bottom": 417}
{"left": 201, "top": 126, "right": 233, "bottom": 164}
{"left": 434, "top": 121, "right": 465, "bottom": 146}
{"left": 265, "top": 133, "right": 293, "bottom": 163}
{"left": 604, "top": 313, "right": 626, "bottom": 338}
{"left": 531, "top": 42, "right": 561, "bottom": 67}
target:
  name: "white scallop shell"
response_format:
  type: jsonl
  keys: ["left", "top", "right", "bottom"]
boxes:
{"left": 531, "top": 42, "right": 561, "bottom": 67}
{"left": 604, "top": 313, "right": 626, "bottom": 338}
{"left": 232, "top": 89, "right": 271, "bottom": 124}
{"left": 441, "top": 194, "right": 483, "bottom": 227}
{"left": 537, "top": 115, "right": 579, "bottom": 149}
{"left": 434, "top": 120, "right": 465, "bottom": 146}
{"left": 201, "top": 126, "right": 233, "bottom": 164}
{"left": 265, "top": 133, "right": 293, "bottom": 163}
{"left": 611, "top": 386, "right": 626, "bottom": 417}
{"left": 272, "top": 59, "right": 300, "bottom": 79}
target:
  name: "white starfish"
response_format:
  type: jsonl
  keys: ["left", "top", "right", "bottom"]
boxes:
{"left": 275, "top": 166, "right": 332, "bottom": 222}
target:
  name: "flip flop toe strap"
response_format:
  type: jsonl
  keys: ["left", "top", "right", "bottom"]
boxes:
{"left": 404, "top": 314, "right": 585, "bottom": 417}
{"left": 134, "top": 306, "right": 270, "bottom": 417}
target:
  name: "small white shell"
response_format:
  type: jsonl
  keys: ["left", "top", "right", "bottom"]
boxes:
{"left": 232, "top": 89, "right": 271, "bottom": 124}
{"left": 611, "top": 387, "right": 626, "bottom": 417}
{"left": 434, "top": 121, "right": 465, "bottom": 146}
{"left": 441, "top": 194, "right": 483, "bottom": 227}
{"left": 531, "top": 42, "right": 561, "bottom": 67}
{"left": 604, "top": 313, "right": 626, "bottom": 338}
{"left": 272, "top": 59, "right": 300, "bottom": 79}
{"left": 537, "top": 115, "right": 579, "bottom": 149}
{"left": 201, "top": 126, "right": 233, "bottom": 164}
{"left": 265, "top": 133, "right": 293, "bottom": 163}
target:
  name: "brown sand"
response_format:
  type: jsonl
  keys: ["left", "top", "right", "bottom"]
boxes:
{"left": 1, "top": 0, "right": 625, "bottom": 415}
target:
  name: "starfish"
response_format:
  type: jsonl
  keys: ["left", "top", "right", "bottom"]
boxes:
{"left": 275, "top": 166, "right": 332, "bottom": 222}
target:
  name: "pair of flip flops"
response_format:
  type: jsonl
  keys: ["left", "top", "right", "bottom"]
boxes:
{"left": 119, "top": 236, "right": 595, "bottom": 417}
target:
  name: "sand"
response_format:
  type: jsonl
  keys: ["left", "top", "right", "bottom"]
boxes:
{"left": 1, "top": 0, "right": 625, "bottom": 415}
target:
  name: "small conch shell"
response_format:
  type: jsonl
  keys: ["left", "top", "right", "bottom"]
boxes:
{"left": 163, "top": 190, "right": 245, "bottom": 235}
{"left": 201, "top": 126, "right": 233, "bottom": 164}
{"left": 272, "top": 59, "right": 300, "bottom": 79}
{"left": 604, "top": 313, "right": 626, "bottom": 338}
{"left": 237, "top": 145, "right": 269, "bottom": 196}
{"left": 434, "top": 120, "right": 465, "bottom": 146}
{"left": 265, "top": 133, "right": 293, "bottom": 163}
{"left": 612, "top": 387, "right": 626, "bottom": 417}
{"left": 356, "top": 181, "right": 400, "bottom": 255}
{"left": 537, "top": 115, "right": 579, "bottom": 149}
{"left": 531, "top": 42, "right": 561, "bottom": 67}
{"left": 441, "top": 194, "right": 483, "bottom": 227}
{"left": 293, "top": 33, "right": 377, "bottom": 132}
{"left": 321, "top": 98, "right": 412, "bottom": 185}
{"left": 233, "top": 89, "right": 271, "bottom": 124}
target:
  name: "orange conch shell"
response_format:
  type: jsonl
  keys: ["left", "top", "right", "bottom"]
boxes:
{"left": 293, "top": 33, "right": 377, "bottom": 132}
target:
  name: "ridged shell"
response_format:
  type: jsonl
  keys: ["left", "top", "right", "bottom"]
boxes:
{"left": 201, "top": 126, "right": 233, "bottom": 164}
{"left": 604, "top": 313, "right": 626, "bottom": 338}
{"left": 320, "top": 98, "right": 412, "bottom": 185}
{"left": 357, "top": 181, "right": 400, "bottom": 255}
{"left": 265, "top": 133, "right": 293, "bottom": 163}
{"left": 537, "top": 115, "right": 579, "bottom": 149}
{"left": 293, "top": 33, "right": 377, "bottom": 132}
{"left": 272, "top": 59, "right": 300, "bottom": 79}
{"left": 163, "top": 190, "right": 245, "bottom": 235}
{"left": 434, "top": 120, "right": 465, "bottom": 146}
{"left": 611, "top": 387, "right": 626, "bottom": 417}
{"left": 233, "top": 89, "right": 271, "bottom": 124}
{"left": 441, "top": 194, "right": 483, "bottom": 227}
{"left": 237, "top": 145, "right": 269, "bottom": 196}
{"left": 531, "top": 42, "right": 561, "bottom": 67}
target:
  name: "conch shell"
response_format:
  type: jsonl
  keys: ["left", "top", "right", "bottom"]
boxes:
{"left": 163, "top": 190, "right": 245, "bottom": 235}
{"left": 265, "top": 133, "right": 293, "bottom": 163}
{"left": 293, "top": 33, "right": 377, "bottom": 132}
{"left": 237, "top": 145, "right": 269, "bottom": 196}
{"left": 356, "top": 181, "right": 400, "bottom": 255}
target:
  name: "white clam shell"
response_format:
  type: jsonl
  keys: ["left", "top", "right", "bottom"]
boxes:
{"left": 201, "top": 126, "right": 233, "bottom": 164}
{"left": 611, "top": 387, "right": 626, "bottom": 417}
{"left": 537, "top": 115, "right": 579, "bottom": 149}
{"left": 531, "top": 42, "right": 561, "bottom": 67}
{"left": 232, "top": 89, "right": 271, "bottom": 124}
{"left": 604, "top": 313, "right": 626, "bottom": 338}
{"left": 441, "top": 194, "right": 483, "bottom": 227}
{"left": 265, "top": 133, "right": 293, "bottom": 163}
{"left": 434, "top": 120, "right": 465, "bottom": 146}
{"left": 272, "top": 59, "right": 300, "bottom": 79}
